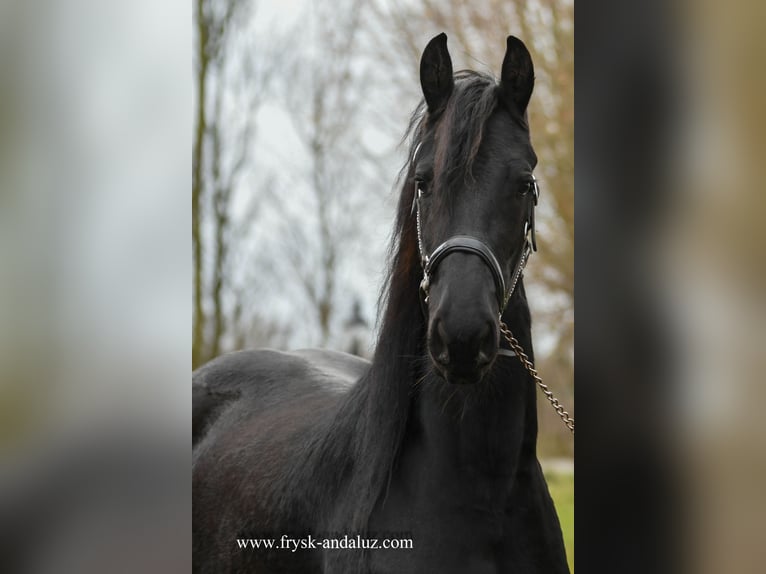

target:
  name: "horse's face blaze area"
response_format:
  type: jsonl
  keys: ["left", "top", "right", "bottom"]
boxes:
{"left": 416, "top": 36, "right": 537, "bottom": 386}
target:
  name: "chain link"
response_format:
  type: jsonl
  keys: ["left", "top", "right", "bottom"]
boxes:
{"left": 499, "top": 321, "right": 574, "bottom": 434}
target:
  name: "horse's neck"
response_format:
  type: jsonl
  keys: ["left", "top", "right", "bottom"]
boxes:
{"left": 409, "top": 290, "right": 538, "bottom": 486}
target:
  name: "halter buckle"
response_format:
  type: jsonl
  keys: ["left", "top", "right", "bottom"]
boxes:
{"left": 531, "top": 175, "right": 540, "bottom": 205}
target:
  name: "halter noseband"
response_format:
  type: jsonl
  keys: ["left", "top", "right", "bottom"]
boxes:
{"left": 411, "top": 143, "right": 539, "bottom": 317}
{"left": 423, "top": 236, "right": 506, "bottom": 309}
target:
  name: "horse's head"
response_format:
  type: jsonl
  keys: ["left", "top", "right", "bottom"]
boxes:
{"left": 412, "top": 34, "right": 538, "bottom": 385}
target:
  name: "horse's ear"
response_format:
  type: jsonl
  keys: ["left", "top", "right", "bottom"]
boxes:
{"left": 500, "top": 36, "right": 534, "bottom": 113}
{"left": 420, "top": 33, "right": 454, "bottom": 113}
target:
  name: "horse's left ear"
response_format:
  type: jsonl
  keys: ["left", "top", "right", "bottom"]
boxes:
{"left": 500, "top": 36, "right": 535, "bottom": 113}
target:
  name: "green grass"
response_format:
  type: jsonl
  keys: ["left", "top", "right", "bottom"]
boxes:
{"left": 545, "top": 470, "right": 574, "bottom": 572}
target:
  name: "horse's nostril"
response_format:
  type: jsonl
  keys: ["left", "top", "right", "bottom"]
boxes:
{"left": 430, "top": 315, "right": 496, "bottom": 378}
{"left": 428, "top": 319, "right": 451, "bottom": 367}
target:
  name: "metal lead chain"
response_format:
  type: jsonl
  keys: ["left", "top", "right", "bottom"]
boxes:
{"left": 499, "top": 321, "right": 575, "bottom": 434}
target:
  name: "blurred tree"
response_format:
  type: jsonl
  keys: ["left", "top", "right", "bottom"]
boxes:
{"left": 342, "top": 300, "right": 372, "bottom": 358}
{"left": 268, "top": 0, "right": 375, "bottom": 347}
{"left": 193, "top": 0, "right": 271, "bottom": 367}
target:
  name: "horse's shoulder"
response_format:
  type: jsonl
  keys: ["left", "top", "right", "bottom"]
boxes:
{"left": 192, "top": 348, "right": 369, "bottom": 446}
{"left": 192, "top": 350, "right": 310, "bottom": 440}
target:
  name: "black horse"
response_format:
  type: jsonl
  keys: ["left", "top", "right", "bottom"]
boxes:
{"left": 193, "top": 33, "right": 569, "bottom": 574}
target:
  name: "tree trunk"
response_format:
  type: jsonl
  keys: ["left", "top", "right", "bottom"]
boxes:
{"left": 192, "top": 0, "right": 208, "bottom": 369}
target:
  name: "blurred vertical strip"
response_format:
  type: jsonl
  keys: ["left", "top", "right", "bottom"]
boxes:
{"left": 577, "top": 0, "right": 766, "bottom": 572}
{"left": 0, "top": 0, "right": 190, "bottom": 573}
{"left": 675, "top": 1, "right": 766, "bottom": 573}
{"left": 575, "top": 0, "right": 681, "bottom": 572}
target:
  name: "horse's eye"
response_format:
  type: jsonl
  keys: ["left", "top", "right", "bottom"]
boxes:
{"left": 415, "top": 178, "right": 428, "bottom": 195}
{"left": 519, "top": 180, "right": 533, "bottom": 196}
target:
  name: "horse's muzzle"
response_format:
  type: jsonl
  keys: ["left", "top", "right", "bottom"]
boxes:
{"left": 428, "top": 315, "right": 497, "bottom": 385}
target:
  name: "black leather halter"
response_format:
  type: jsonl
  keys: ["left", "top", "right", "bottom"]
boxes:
{"left": 412, "top": 161, "right": 539, "bottom": 318}
{"left": 422, "top": 235, "right": 507, "bottom": 310}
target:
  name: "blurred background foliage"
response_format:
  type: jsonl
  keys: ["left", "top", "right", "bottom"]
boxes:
{"left": 192, "top": 0, "right": 574, "bottom": 457}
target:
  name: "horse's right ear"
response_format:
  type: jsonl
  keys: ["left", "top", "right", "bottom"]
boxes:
{"left": 420, "top": 33, "right": 454, "bottom": 113}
